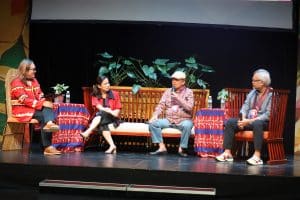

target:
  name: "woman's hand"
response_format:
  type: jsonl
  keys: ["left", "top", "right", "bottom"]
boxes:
{"left": 100, "top": 107, "right": 110, "bottom": 113}
{"left": 98, "top": 106, "right": 119, "bottom": 117}
{"left": 96, "top": 104, "right": 104, "bottom": 111}
{"left": 97, "top": 104, "right": 110, "bottom": 113}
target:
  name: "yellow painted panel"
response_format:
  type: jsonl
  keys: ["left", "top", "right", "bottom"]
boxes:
{"left": 0, "top": 66, "right": 13, "bottom": 82}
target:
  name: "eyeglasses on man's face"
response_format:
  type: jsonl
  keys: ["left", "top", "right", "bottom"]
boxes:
{"left": 252, "top": 79, "right": 261, "bottom": 83}
{"left": 27, "top": 68, "right": 36, "bottom": 72}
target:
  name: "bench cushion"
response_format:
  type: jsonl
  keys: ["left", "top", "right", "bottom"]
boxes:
{"left": 108, "top": 122, "right": 194, "bottom": 137}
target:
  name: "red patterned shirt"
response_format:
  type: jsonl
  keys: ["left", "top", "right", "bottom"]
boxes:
{"left": 10, "top": 77, "right": 45, "bottom": 122}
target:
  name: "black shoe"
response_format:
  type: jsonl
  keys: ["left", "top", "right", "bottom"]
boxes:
{"left": 150, "top": 150, "right": 167, "bottom": 155}
{"left": 178, "top": 151, "right": 188, "bottom": 157}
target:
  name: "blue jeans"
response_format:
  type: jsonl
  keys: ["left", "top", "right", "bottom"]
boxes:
{"left": 149, "top": 118, "right": 193, "bottom": 148}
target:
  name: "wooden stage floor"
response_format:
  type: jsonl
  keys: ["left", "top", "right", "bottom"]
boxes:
{"left": 0, "top": 145, "right": 300, "bottom": 199}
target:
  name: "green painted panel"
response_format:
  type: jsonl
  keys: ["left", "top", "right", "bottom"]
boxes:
{"left": 0, "top": 83, "right": 4, "bottom": 104}
{"left": 0, "top": 113, "right": 6, "bottom": 135}
{"left": 0, "top": 37, "right": 27, "bottom": 67}
{"left": 0, "top": 36, "right": 27, "bottom": 135}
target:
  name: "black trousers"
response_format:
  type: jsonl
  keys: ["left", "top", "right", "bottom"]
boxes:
{"left": 95, "top": 111, "right": 120, "bottom": 134}
{"left": 223, "top": 118, "right": 268, "bottom": 151}
{"left": 32, "top": 107, "right": 56, "bottom": 147}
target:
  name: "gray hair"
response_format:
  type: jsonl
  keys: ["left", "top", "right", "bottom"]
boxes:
{"left": 17, "top": 58, "right": 34, "bottom": 82}
{"left": 253, "top": 68, "right": 271, "bottom": 86}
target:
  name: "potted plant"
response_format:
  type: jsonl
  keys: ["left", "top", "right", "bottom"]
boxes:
{"left": 51, "top": 83, "right": 69, "bottom": 103}
{"left": 96, "top": 52, "right": 215, "bottom": 94}
{"left": 217, "top": 88, "right": 229, "bottom": 109}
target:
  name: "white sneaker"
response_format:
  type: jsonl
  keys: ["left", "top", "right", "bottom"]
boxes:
{"left": 215, "top": 153, "right": 234, "bottom": 162}
{"left": 246, "top": 156, "right": 263, "bottom": 165}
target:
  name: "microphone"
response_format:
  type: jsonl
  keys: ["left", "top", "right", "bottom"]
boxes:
{"left": 171, "top": 87, "right": 175, "bottom": 103}
{"left": 171, "top": 87, "right": 178, "bottom": 109}
{"left": 171, "top": 87, "right": 175, "bottom": 93}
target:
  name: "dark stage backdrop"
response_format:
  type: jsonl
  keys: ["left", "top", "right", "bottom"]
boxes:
{"left": 29, "top": 21, "right": 297, "bottom": 154}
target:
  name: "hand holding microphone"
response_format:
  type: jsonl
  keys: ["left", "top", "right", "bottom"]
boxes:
{"left": 171, "top": 86, "right": 177, "bottom": 96}
{"left": 171, "top": 86, "right": 180, "bottom": 107}
{"left": 171, "top": 86, "right": 175, "bottom": 93}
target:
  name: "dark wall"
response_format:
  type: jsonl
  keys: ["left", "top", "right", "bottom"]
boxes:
{"left": 29, "top": 21, "right": 297, "bottom": 154}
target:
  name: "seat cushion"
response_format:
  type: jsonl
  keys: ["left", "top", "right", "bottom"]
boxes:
{"left": 109, "top": 122, "right": 150, "bottom": 136}
{"left": 108, "top": 122, "right": 194, "bottom": 137}
{"left": 235, "top": 131, "right": 269, "bottom": 140}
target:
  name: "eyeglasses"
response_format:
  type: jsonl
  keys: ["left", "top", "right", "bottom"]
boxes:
{"left": 252, "top": 79, "right": 261, "bottom": 82}
{"left": 28, "top": 68, "right": 36, "bottom": 72}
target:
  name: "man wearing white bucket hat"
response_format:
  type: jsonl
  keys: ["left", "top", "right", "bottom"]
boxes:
{"left": 149, "top": 71, "right": 194, "bottom": 157}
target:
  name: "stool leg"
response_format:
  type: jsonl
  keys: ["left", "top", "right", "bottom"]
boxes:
{"left": 24, "top": 123, "right": 30, "bottom": 143}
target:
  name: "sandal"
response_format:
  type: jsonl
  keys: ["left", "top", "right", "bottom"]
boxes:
{"left": 215, "top": 153, "right": 234, "bottom": 162}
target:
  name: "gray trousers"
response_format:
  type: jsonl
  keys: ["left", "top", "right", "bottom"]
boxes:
{"left": 223, "top": 118, "right": 268, "bottom": 151}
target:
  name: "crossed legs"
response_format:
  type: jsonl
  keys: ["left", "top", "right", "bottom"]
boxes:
{"left": 81, "top": 116, "right": 116, "bottom": 153}
{"left": 80, "top": 116, "right": 101, "bottom": 138}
